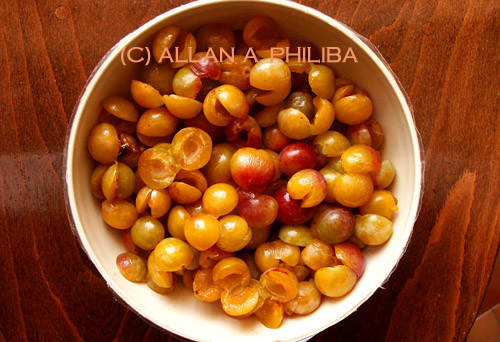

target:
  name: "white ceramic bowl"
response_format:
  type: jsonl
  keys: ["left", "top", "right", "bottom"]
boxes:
{"left": 64, "top": 0, "right": 422, "bottom": 341}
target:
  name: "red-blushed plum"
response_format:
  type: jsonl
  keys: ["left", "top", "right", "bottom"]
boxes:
{"left": 333, "top": 242, "right": 365, "bottom": 278}
{"left": 273, "top": 187, "right": 314, "bottom": 225}
{"left": 279, "top": 142, "right": 317, "bottom": 177}
{"left": 230, "top": 147, "right": 276, "bottom": 190}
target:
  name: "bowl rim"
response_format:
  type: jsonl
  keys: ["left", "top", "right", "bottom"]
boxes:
{"left": 63, "top": 0, "right": 423, "bottom": 340}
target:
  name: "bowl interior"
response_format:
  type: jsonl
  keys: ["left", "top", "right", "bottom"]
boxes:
{"left": 66, "top": 1, "right": 421, "bottom": 341}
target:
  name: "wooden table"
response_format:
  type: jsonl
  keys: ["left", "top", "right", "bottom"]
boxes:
{"left": 0, "top": 0, "right": 498, "bottom": 341}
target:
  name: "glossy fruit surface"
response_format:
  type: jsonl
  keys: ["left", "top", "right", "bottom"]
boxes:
{"left": 173, "top": 169, "right": 209, "bottom": 192}
{"left": 277, "top": 108, "right": 311, "bottom": 140}
{"left": 131, "top": 216, "right": 165, "bottom": 250}
{"left": 101, "top": 96, "right": 138, "bottom": 122}
{"left": 172, "top": 65, "right": 202, "bottom": 99}
{"left": 98, "top": 108, "right": 136, "bottom": 133}
{"left": 314, "top": 265, "right": 357, "bottom": 297}
{"left": 116, "top": 252, "right": 146, "bottom": 282}
{"left": 263, "top": 124, "right": 292, "bottom": 152}
{"left": 171, "top": 31, "right": 197, "bottom": 68}
{"left": 203, "top": 144, "right": 236, "bottom": 185}
{"left": 152, "top": 237, "right": 194, "bottom": 272}
{"left": 202, "top": 183, "right": 239, "bottom": 218}
{"left": 266, "top": 149, "right": 282, "bottom": 181}
{"left": 371, "top": 159, "right": 396, "bottom": 189}
{"left": 250, "top": 58, "right": 290, "bottom": 91}
{"left": 148, "top": 253, "right": 175, "bottom": 288}
{"left": 360, "top": 190, "right": 398, "bottom": 219}
{"left": 278, "top": 142, "right": 317, "bottom": 177}
{"left": 287, "top": 169, "right": 327, "bottom": 208}
{"left": 354, "top": 214, "right": 393, "bottom": 245}
{"left": 319, "top": 167, "right": 342, "bottom": 204}
{"left": 130, "top": 80, "right": 164, "bottom": 108}
{"left": 88, "top": 123, "right": 120, "bottom": 164}
{"left": 333, "top": 94, "right": 373, "bottom": 125}
{"left": 301, "top": 239, "right": 337, "bottom": 271}
{"left": 332, "top": 82, "right": 355, "bottom": 101}
{"left": 279, "top": 263, "right": 310, "bottom": 282}
{"left": 273, "top": 187, "right": 313, "bottom": 225}
{"left": 308, "top": 64, "right": 335, "bottom": 99}
{"left": 163, "top": 94, "right": 202, "bottom": 119}
{"left": 137, "top": 107, "right": 179, "bottom": 137}
{"left": 327, "top": 157, "right": 345, "bottom": 174}
{"left": 251, "top": 58, "right": 291, "bottom": 106}
{"left": 168, "top": 181, "right": 202, "bottom": 204}
{"left": 184, "top": 214, "right": 221, "bottom": 251}
{"left": 341, "top": 144, "right": 381, "bottom": 173}
{"left": 347, "top": 118, "right": 385, "bottom": 149}
{"left": 278, "top": 225, "right": 313, "bottom": 247}
{"left": 168, "top": 169, "right": 208, "bottom": 204}
{"left": 237, "top": 191, "right": 278, "bottom": 229}
{"left": 285, "top": 91, "right": 314, "bottom": 119}
{"left": 217, "top": 215, "right": 252, "bottom": 252}
{"left": 230, "top": 148, "right": 275, "bottom": 190}
{"left": 312, "top": 206, "right": 354, "bottom": 244}
{"left": 346, "top": 122, "right": 371, "bottom": 146}
{"left": 184, "top": 199, "right": 204, "bottom": 216}
{"left": 135, "top": 186, "right": 171, "bottom": 218}
{"left": 203, "top": 84, "right": 249, "bottom": 126}
{"left": 152, "top": 25, "right": 180, "bottom": 63}
{"left": 309, "top": 97, "right": 335, "bottom": 136}
{"left": 334, "top": 242, "right": 365, "bottom": 278}
{"left": 313, "top": 131, "right": 351, "bottom": 158}
{"left": 166, "top": 205, "right": 190, "bottom": 240}
{"left": 148, "top": 271, "right": 177, "bottom": 294}
{"left": 286, "top": 56, "right": 311, "bottom": 74}
{"left": 333, "top": 173, "right": 373, "bottom": 207}
{"left": 102, "top": 199, "right": 138, "bottom": 230}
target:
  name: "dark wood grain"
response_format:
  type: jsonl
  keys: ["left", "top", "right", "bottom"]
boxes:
{"left": 0, "top": 0, "right": 498, "bottom": 341}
